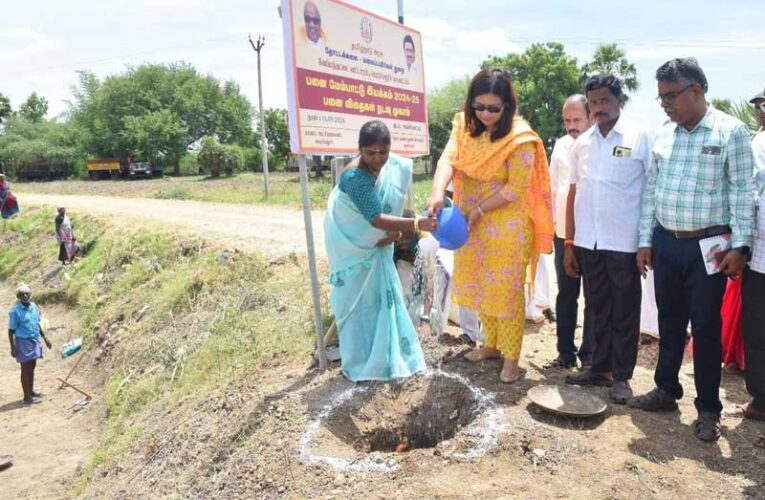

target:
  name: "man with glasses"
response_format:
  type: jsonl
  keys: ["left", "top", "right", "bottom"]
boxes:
{"left": 563, "top": 74, "right": 651, "bottom": 405}
{"left": 630, "top": 58, "right": 755, "bottom": 442}
{"left": 301, "top": 2, "right": 325, "bottom": 47}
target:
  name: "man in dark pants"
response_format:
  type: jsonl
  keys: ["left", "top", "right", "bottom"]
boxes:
{"left": 563, "top": 74, "right": 651, "bottom": 404}
{"left": 740, "top": 88, "right": 765, "bottom": 421}
{"left": 545, "top": 94, "right": 595, "bottom": 369}
{"left": 631, "top": 58, "right": 755, "bottom": 442}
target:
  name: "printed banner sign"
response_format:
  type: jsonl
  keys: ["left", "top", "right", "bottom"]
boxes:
{"left": 280, "top": 0, "right": 429, "bottom": 155}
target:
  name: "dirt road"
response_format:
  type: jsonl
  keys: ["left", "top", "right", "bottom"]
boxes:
{"left": 18, "top": 193, "right": 326, "bottom": 258}
{"left": 0, "top": 286, "right": 98, "bottom": 500}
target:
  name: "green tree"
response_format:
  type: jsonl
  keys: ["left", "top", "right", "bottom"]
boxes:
{"left": 427, "top": 77, "right": 469, "bottom": 161}
{"left": 711, "top": 98, "right": 759, "bottom": 134}
{"left": 582, "top": 43, "right": 639, "bottom": 101}
{"left": 0, "top": 93, "right": 11, "bottom": 124}
{"left": 483, "top": 43, "right": 584, "bottom": 143}
{"left": 259, "top": 108, "right": 291, "bottom": 167}
{"left": 197, "top": 135, "right": 225, "bottom": 178}
{"left": 196, "top": 137, "right": 243, "bottom": 178}
{"left": 221, "top": 143, "right": 244, "bottom": 176}
{"left": 242, "top": 146, "right": 264, "bottom": 172}
{"left": 68, "top": 63, "right": 254, "bottom": 174}
{"left": 121, "top": 109, "right": 186, "bottom": 161}
{"left": 0, "top": 116, "right": 82, "bottom": 177}
{"left": 18, "top": 92, "right": 49, "bottom": 123}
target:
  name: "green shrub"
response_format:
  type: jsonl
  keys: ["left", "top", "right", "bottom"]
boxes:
{"left": 243, "top": 146, "right": 263, "bottom": 172}
{"left": 178, "top": 153, "right": 200, "bottom": 176}
{"left": 155, "top": 186, "right": 191, "bottom": 200}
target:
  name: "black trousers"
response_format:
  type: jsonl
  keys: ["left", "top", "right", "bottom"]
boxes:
{"left": 652, "top": 226, "right": 727, "bottom": 415}
{"left": 742, "top": 266, "right": 765, "bottom": 406}
{"left": 554, "top": 235, "right": 595, "bottom": 364}
{"left": 575, "top": 246, "right": 641, "bottom": 381}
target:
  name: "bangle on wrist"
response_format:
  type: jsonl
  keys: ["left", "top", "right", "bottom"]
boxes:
{"left": 414, "top": 215, "right": 421, "bottom": 232}
{"left": 476, "top": 204, "right": 485, "bottom": 216}
{"left": 564, "top": 239, "right": 574, "bottom": 247}
{"left": 420, "top": 315, "right": 430, "bottom": 323}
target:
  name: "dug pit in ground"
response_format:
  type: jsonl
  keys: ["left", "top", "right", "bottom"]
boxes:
{"left": 302, "top": 370, "right": 507, "bottom": 473}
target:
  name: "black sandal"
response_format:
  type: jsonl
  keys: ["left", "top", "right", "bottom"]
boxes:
{"left": 693, "top": 414, "right": 721, "bottom": 442}
{"left": 543, "top": 356, "right": 575, "bottom": 369}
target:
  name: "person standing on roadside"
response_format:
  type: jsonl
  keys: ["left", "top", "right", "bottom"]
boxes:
{"left": 55, "top": 206, "right": 79, "bottom": 265}
{"left": 750, "top": 87, "right": 765, "bottom": 185}
{"left": 740, "top": 86, "right": 765, "bottom": 421}
{"left": 544, "top": 94, "right": 596, "bottom": 370}
{"left": 563, "top": 74, "right": 651, "bottom": 405}
{"left": 427, "top": 68, "right": 554, "bottom": 384}
{"left": 629, "top": 58, "right": 755, "bottom": 443}
{"left": 8, "top": 284, "right": 51, "bottom": 405}
{"left": 0, "top": 173, "right": 20, "bottom": 219}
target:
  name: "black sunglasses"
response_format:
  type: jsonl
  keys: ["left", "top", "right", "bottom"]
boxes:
{"left": 304, "top": 15, "right": 321, "bottom": 25}
{"left": 472, "top": 102, "right": 504, "bottom": 114}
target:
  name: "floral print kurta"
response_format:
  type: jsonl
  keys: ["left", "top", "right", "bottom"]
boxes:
{"left": 451, "top": 142, "right": 536, "bottom": 321}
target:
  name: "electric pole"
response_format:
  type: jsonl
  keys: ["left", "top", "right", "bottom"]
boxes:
{"left": 249, "top": 34, "right": 270, "bottom": 199}
{"left": 397, "top": 0, "right": 404, "bottom": 23}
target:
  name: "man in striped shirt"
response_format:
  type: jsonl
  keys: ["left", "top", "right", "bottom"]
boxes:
{"left": 629, "top": 58, "right": 755, "bottom": 442}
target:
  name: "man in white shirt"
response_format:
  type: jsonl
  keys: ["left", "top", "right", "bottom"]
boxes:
{"left": 741, "top": 87, "right": 765, "bottom": 421}
{"left": 750, "top": 88, "right": 765, "bottom": 190}
{"left": 544, "top": 94, "right": 595, "bottom": 369}
{"left": 403, "top": 35, "right": 419, "bottom": 73}
{"left": 563, "top": 74, "right": 651, "bottom": 404}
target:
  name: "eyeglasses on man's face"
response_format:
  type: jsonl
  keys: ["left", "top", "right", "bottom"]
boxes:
{"left": 656, "top": 83, "right": 695, "bottom": 104}
{"left": 472, "top": 102, "right": 504, "bottom": 114}
{"left": 304, "top": 15, "right": 321, "bottom": 25}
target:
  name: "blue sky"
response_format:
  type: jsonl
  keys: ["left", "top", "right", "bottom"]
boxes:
{"left": 2, "top": 0, "right": 763, "bottom": 135}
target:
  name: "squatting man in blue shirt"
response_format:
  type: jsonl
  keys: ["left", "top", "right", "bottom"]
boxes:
{"left": 8, "top": 283, "right": 51, "bottom": 405}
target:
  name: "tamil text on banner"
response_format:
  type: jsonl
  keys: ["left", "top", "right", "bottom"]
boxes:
{"left": 280, "top": 0, "right": 428, "bottom": 156}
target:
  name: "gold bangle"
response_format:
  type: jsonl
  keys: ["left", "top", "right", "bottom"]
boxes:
{"left": 414, "top": 215, "right": 420, "bottom": 232}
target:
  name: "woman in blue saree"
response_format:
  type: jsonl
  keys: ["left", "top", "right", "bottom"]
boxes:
{"left": 324, "top": 120, "right": 438, "bottom": 382}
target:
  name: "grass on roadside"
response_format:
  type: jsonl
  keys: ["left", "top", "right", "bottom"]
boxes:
{"left": 1, "top": 207, "right": 325, "bottom": 495}
{"left": 14, "top": 165, "right": 436, "bottom": 211}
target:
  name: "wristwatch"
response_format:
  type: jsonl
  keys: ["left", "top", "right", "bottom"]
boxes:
{"left": 420, "top": 315, "right": 430, "bottom": 324}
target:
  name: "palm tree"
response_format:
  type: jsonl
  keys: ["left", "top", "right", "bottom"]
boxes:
{"left": 582, "top": 44, "right": 639, "bottom": 103}
{"left": 711, "top": 98, "right": 759, "bottom": 134}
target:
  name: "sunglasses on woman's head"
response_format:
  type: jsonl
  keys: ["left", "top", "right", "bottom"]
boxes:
{"left": 472, "top": 102, "right": 504, "bottom": 114}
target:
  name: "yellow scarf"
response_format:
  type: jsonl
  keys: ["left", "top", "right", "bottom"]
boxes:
{"left": 451, "top": 112, "right": 554, "bottom": 279}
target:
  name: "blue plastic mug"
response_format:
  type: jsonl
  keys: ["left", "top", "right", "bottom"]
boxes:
{"left": 422, "top": 197, "right": 468, "bottom": 250}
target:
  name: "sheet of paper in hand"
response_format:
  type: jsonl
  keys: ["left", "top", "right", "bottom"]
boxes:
{"left": 699, "top": 233, "right": 732, "bottom": 275}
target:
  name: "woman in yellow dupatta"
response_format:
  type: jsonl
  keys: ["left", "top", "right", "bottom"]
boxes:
{"left": 427, "top": 68, "right": 553, "bottom": 383}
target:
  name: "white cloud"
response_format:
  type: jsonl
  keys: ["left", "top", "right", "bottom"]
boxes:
{"left": 0, "top": 28, "right": 60, "bottom": 65}
{"left": 407, "top": 16, "right": 521, "bottom": 89}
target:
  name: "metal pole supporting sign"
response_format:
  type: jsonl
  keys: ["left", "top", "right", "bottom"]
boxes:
{"left": 298, "top": 154, "right": 328, "bottom": 370}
